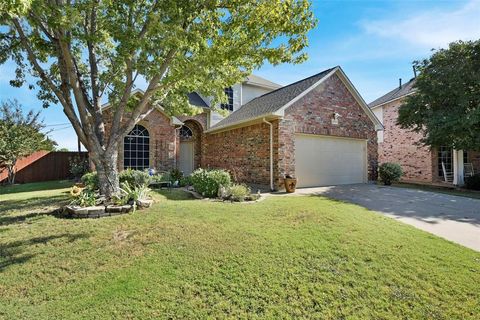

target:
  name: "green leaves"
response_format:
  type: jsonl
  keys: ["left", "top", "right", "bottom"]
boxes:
{"left": 398, "top": 40, "right": 480, "bottom": 150}
{"left": 1, "top": 0, "right": 316, "bottom": 116}
{"left": 0, "top": 100, "right": 56, "bottom": 183}
{"left": 0, "top": 0, "right": 315, "bottom": 192}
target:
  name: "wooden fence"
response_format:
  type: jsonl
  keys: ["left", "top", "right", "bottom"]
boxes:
{"left": 0, "top": 151, "right": 89, "bottom": 184}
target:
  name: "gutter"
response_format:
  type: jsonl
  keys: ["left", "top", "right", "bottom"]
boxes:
{"left": 263, "top": 118, "right": 274, "bottom": 191}
{"left": 205, "top": 113, "right": 281, "bottom": 134}
{"left": 369, "top": 91, "right": 416, "bottom": 110}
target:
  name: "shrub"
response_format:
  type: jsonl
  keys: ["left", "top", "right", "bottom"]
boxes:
{"left": 119, "top": 169, "right": 152, "bottom": 187}
{"left": 465, "top": 173, "right": 480, "bottom": 190}
{"left": 150, "top": 173, "right": 164, "bottom": 184}
{"left": 179, "top": 176, "right": 192, "bottom": 187}
{"left": 81, "top": 171, "right": 99, "bottom": 190}
{"left": 190, "top": 168, "right": 231, "bottom": 198}
{"left": 227, "top": 184, "right": 251, "bottom": 202}
{"left": 118, "top": 182, "right": 151, "bottom": 205}
{"left": 69, "top": 156, "right": 89, "bottom": 179}
{"left": 170, "top": 168, "right": 183, "bottom": 182}
{"left": 378, "top": 162, "right": 403, "bottom": 185}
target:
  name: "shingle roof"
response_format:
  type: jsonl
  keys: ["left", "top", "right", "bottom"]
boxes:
{"left": 188, "top": 92, "right": 209, "bottom": 108}
{"left": 369, "top": 78, "right": 416, "bottom": 108}
{"left": 210, "top": 67, "right": 336, "bottom": 130}
{"left": 244, "top": 74, "right": 281, "bottom": 89}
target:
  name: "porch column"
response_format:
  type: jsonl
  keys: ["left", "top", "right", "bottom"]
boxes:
{"left": 453, "top": 149, "right": 464, "bottom": 186}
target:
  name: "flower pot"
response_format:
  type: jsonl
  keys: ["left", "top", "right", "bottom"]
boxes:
{"left": 284, "top": 177, "right": 297, "bottom": 193}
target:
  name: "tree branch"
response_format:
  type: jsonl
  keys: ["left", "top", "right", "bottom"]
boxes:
{"left": 108, "top": 49, "right": 177, "bottom": 152}
{"left": 11, "top": 18, "right": 88, "bottom": 146}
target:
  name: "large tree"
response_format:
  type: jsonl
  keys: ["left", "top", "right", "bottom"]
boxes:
{"left": 0, "top": 100, "right": 56, "bottom": 184}
{"left": 397, "top": 40, "right": 480, "bottom": 150}
{"left": 0, "top": 0, "right": 315, "bottom": 198}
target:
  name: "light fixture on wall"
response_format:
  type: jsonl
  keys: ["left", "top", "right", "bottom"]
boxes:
{"left": 331, "top": 112, "right": 340, "bottom": 125}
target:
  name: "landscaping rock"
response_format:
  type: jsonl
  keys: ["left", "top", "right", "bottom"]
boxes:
{"left": 65, "top": 205, "right": 89, "bottom": 215}
{"left": 137, "top": 199, "right": 153, "bottom": 208}
{"left": 106, "top": 205, "right": 133, "bottom": 213}
{"left": 87, "top": 206, "right": 106, "bottom": 215}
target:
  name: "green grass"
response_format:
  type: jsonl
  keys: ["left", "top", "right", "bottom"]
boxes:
{"left": 394, "top": 182, "right": 480, "bottom": 200}
{"left": 0, "top": 182, "right": 479, "bottom": 319}
{"left": 0, "top": 180, "right": 74, "bottom": 196}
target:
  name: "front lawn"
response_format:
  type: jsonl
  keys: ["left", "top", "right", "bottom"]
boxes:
{"left": 0, "top": 182, "right": 479, "bottom": 319}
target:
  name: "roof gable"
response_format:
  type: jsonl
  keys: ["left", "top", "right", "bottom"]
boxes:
{"left": 208, "top": 68, "right": 336, "bottom": 131}
{"left": 208, "top": 67, "right": 383, "bottom": 132}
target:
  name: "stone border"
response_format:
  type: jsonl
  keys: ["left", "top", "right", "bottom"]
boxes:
{"left": 181, "top": 188, "right": 266, "bottom": 204}
{"left": 63, "top": 204, "right": 134, "bottom": 219}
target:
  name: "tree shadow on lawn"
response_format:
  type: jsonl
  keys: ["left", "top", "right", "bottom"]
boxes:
{"left": 0, "top": 195, "right": 69, "bottom": 226}
{"left": 307, "top": 184, "right": 480, "bottom": 227}
{"left": 0, "top": 180, "right": 73, "bottom": 195}
{"left": 0, "top": 233, "right": 88, "bottom": 272}
{"left": 151, "top": 188, "right": 196, "bottom": 201}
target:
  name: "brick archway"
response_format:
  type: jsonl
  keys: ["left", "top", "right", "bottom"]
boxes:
{"left": 180, "top": 120, "right": 204, "bottom": 171}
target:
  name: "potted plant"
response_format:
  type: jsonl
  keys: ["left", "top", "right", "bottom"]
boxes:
{"left": 284, "top": 175, "right": 297, "bottom": 193}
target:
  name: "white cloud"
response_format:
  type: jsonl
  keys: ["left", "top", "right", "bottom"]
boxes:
{"left": 361, "top": 0, "right": 480, "bottom": 48}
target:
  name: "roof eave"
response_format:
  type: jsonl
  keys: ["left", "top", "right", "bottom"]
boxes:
{"left": 369, "top": 91, "right": 417, "bottom": 110}
{"left": 243, "top": 80, "right": 282, "bottom": 90}
{"left": 205, "top": 113, "right": 282, "bottom": 134}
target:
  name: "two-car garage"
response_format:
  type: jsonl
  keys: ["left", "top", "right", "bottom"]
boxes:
{"left": 294, "top": 134, "right": 368, "bottom": 188}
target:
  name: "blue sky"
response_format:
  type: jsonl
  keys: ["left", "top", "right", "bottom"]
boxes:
{"left": 1, "top": 0, "right": 479, "bottom": 150}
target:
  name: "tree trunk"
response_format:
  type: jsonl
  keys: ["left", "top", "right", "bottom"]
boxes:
{"left": 7, "top": 164, "right": 16, "bottom": 185}
{"left": 90, "top": 151, "right": 120, "bottom": 199}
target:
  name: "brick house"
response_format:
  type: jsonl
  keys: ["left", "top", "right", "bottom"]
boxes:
{"left": 104, "top": 66, "right": 382, "bottom": 190}
{"left": 370, "top": 79, "right": 480, "bottom": 185}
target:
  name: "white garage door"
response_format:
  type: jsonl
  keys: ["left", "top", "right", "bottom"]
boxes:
{"left": 295, "top": 134, "right": 367, "bottom": 187}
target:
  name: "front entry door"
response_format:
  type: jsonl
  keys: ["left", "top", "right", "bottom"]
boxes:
{"left": 179, "top": 142, "right": 194, "bottom": 175}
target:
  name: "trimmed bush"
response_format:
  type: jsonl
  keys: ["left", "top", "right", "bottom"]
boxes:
{"left": 81, "top": 172, "right": 99, "bottom": 190}
{"left": 228, "top": 184, "right": 251, "bottom": 202}
{"left": 190, "top": 168, "right": 231, "bottom": 198}
{"left": 119, "top": 169, "right": 152, "bottom": 187}
{"left": 378, "top": 162, "right": 403, "bottom": 185}
{"left": 465, "top": 173, "right": 480, "bottom": 190}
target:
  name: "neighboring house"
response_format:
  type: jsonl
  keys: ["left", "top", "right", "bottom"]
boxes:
{"left": 370, "top": 78, "right": 480, "bottom": 185}
{"left": 104, "top": 66, "right": 382, "bottom": 190}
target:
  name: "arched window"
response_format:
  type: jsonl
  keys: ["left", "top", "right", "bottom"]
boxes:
{"left": 179, "top": 125, "right": 193, "bottom": 140}
{"left": 124, "top": 125, "right": 149, "bottom": 170}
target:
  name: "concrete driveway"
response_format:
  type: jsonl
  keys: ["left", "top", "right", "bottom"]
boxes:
{"left": 291, "top": 184, "right": 480, "bottom": 251}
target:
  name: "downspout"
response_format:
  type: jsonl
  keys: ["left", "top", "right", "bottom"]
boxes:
{"left": 263, "top": 118, "right": 274, "bottom": 191}
{"left": 174, "top": 126, "right": 180, "bottom": 168}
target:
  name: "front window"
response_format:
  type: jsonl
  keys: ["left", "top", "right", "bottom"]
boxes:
{"left": 438, "top": 148, "right": 469, "bottom": 177}
{"left": 221, "top": 87, "right": 234, "bottom": 111}
{"left": 179, "top": 125, "right": 193, "bottom": 140}
{"left": 438, "top": 147, "right": 452, "bottom": 177}
{"left": 124, "top": 125, "right": 149, "bottom": 170}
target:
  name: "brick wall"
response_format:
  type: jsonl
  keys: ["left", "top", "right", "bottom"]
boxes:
{"left": 204, "top": 121, "right": 278, "bottom": 186}
{"left": 378, "top": 99, "right": 434, "bottom": 182}
{"left": 205, "top": 73, "right": 379, "bottom": 189}
{"left": 280, "top": 74, "right": 378, "bottom": 182}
